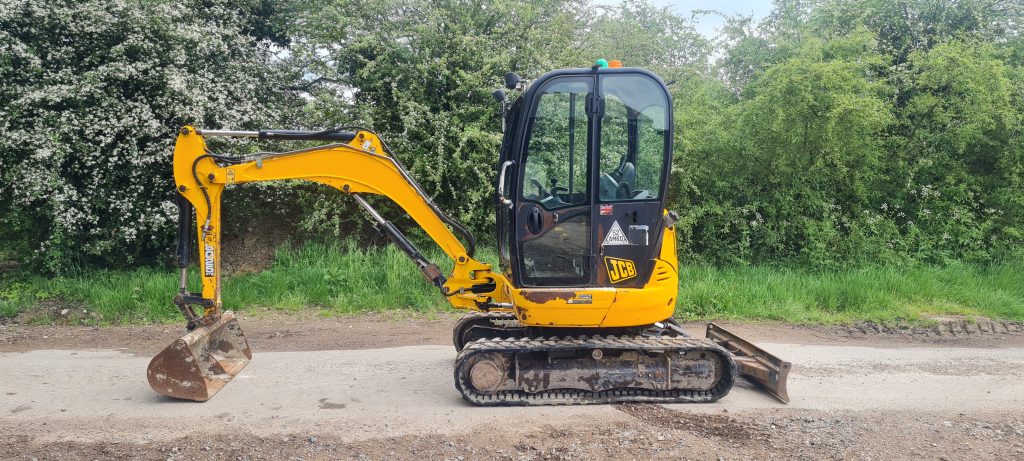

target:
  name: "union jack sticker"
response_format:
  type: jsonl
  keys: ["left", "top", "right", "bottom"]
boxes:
{"left": 600, "top": 204, "right": 613, "bottom": 215}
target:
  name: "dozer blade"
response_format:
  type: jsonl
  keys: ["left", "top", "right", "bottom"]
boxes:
{"left": 147, "top": 311, "right": 251, "bottom": 401}
{"left": 706, "top": 322, "right": 791, "bottom": 403}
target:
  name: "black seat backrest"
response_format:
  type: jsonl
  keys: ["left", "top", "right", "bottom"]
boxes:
{"left": 618, "top": 161, "right": 636, "bottom": 193}
{"left": 603, "top": 158, "right": 638, "bottom": 200}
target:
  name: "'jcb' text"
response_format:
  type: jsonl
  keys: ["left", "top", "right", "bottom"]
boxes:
{"left": 604, "top": 256, "right": 637, "bottom": 283}
{"left": 204, "top": 244, "right": 215, "bottom": 276}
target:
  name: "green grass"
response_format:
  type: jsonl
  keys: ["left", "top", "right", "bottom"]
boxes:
{"left": 1, "top": 243, "right": 1022, "bottom": 325}
{"left": 0, "top": 242, "right": 461, "bottom": 325}
{"left": 220, "top": 241, "right": 457, "bottom": 313}
{"left": 678, "top": 263, "right": 1024, "bottom": 323}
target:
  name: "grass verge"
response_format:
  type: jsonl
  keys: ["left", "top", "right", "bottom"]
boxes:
{"left": 1, "top": 243, "right": 1022, "bottom": 324}
{"left": 678, "top": 263, "right": 1024, "bottom": 323}
{"left": 0, "top": 242, "right": 456, "bottom": 325}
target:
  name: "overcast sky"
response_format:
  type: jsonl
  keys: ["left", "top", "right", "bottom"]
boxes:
{"left": 604, "top": 0, "right": 775, "bottom": 38}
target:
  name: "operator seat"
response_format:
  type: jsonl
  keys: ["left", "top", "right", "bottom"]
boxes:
{"left": 599, "top": 157, "right": 637, "bottom": 200}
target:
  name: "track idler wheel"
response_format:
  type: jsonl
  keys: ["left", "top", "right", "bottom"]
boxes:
{"left": 465, "top": 352, "right": 509, "bottom": 394}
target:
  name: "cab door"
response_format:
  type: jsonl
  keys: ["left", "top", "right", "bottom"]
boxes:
{"left": 514, "top": 76, "right": 594, "bottom": 287}
{"left": 593, "top": 72, "right": 673, "bottom": 288}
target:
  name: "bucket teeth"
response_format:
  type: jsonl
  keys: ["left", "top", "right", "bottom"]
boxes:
{"left": 147, "top": 311, "right": 251, "bottom": 401}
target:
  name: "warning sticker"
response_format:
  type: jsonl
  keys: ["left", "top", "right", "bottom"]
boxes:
{"left": 603, "top": 221, "right": 630, "bottom": 246}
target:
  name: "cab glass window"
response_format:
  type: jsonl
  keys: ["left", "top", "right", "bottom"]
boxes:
{"left": 598, "top": 74, "right": 669, "bottom": 201}
{"left": 521, "top": 77, "right": 590, "bottom": 210}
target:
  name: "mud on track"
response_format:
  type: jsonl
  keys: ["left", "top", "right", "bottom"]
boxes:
{"left": 1, "top": 313, "right": 1023, "bottom": 460}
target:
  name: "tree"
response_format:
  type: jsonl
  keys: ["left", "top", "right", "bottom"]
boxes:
{"left": 0, "top": 0, "right": 299, "bottom": 271}
{"left": 286, "top": 0, "right": 590, "bottom": 240}
{"left": 894, "top": 40, "right": 1023, "bottom": 262}
{"left": 682, "top": 34, "right": 893, "bottom": 266}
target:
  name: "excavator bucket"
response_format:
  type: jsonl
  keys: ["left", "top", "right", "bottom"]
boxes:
{"left": 147, "top": 311, "right": 251, "bottom": 401}
{"left": 706, "top": 323, "right": 792, "bottom": 403}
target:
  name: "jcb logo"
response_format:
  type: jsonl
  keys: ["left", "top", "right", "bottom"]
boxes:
{"left": 604, "top": 256, "right": 637, "bottom": 283}
{"left": 204, "top": 243, "right": 215, "bottom": 276}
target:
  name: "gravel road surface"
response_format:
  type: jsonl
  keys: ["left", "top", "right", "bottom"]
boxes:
{"left": 1, "top": 314, "right": 1022, "bottom": 460}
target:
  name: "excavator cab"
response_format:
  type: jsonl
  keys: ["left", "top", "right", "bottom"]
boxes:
{"left": 495, "top": 67, "right": 673, "bottom": 289}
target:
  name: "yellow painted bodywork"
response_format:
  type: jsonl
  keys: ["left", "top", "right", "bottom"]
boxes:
{"left": 600, "top": 225, "right": 679, "bottom": 327}
{"left": 507, "top": 221, "right": 679, "bottom": 327}
{"left": 173, "top": 127, "right": 678, "bottom": 328}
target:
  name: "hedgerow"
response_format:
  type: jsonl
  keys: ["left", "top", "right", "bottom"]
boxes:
{"left": 1, "top": 0, "right": 1022, "bottom": 272}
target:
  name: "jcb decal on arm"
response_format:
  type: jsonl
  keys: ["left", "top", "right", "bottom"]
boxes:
{"left": 204, "top": 243, "right": 216, "bottom": 276}
{"left": 604, "top": 256, "right": 636, "bottom": 283}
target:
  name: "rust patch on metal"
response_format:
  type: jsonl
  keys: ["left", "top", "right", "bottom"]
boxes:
{"left": 464, "top": 352, "right": 511, "bottom": 394}
{"left": 147, "top": 311, "right": 251, "bottom": 402}
{"left": 499, "top": 348, "right": 720, "bottom": 394}
{"left": 519, "top": 371, "right": 552, "bottom": 393}
{"left": 469, "top": 359, "right": 505, "bottom": 392}
{"left": 706, "top": 322, "right": 791, "bottom": 403}
{"left": 216, "top": 339, "right": 235, "bottom": 353}
{"left": 520, "top": 290, "right": 579, "bottom": 304}
{"left": 579, "top": 372, "right": 602, "bottom": 391}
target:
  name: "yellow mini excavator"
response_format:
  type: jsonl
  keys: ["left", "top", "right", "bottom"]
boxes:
{"left": 147, "top": 63, "right": 791, "bottom": 405}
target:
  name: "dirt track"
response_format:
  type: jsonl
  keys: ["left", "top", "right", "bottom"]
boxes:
{"left": 2, "top": 313, "right": 1023, "bottom": 460}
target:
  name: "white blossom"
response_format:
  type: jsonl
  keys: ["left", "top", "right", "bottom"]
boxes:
{"left": 1, "top": 0, "right": 296, "bottom": 271}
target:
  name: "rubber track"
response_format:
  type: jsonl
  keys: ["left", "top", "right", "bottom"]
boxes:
{"left": 454, "top": 335, "right": 737, "bottom": 406}
{"left": 452, "top": 312, "right": 521, "bottom": 351}
{"left": 453, "top": 311, "right": 519, "bottom": 329}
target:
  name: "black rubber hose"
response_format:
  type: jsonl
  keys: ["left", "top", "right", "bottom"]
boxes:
{"left": 343, "top": 126, "right": 477, "bottom": 258}
{"left": 388, "top": 154, "right": 477, "bottom": 258}
{"left": 191, "top": 154, "right": 214, "bottom": 228}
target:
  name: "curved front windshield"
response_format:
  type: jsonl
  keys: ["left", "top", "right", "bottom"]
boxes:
{"left": 598, "top": 74, "right": 670, "bottom": 202}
